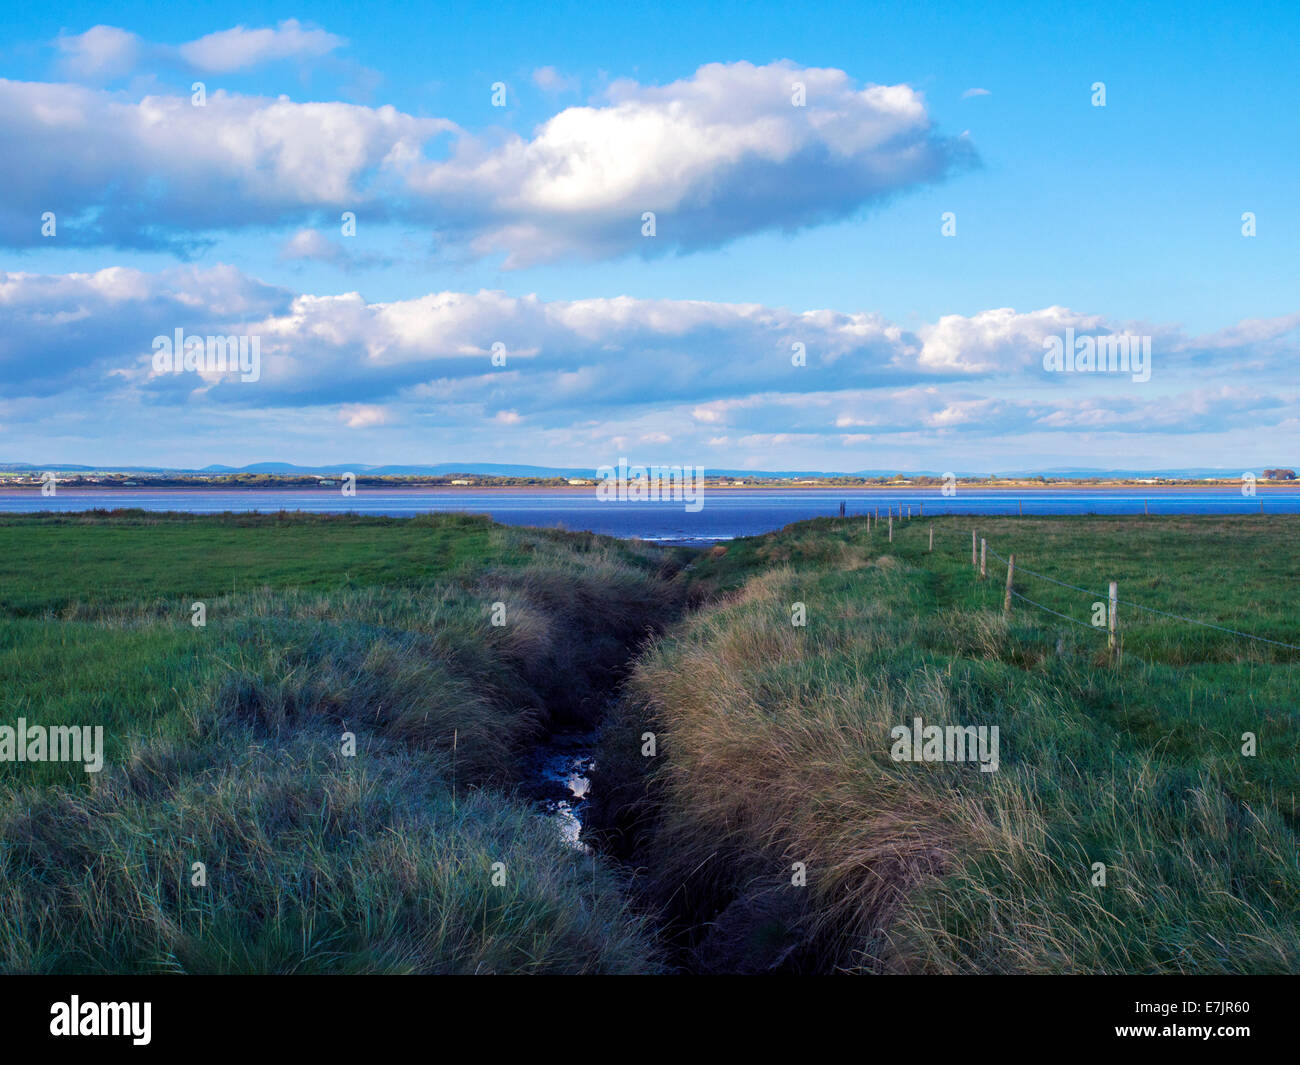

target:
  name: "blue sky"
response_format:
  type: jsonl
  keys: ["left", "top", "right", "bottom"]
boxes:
{"left": 2, "top": 1, "right": 1297, "bottom": 471}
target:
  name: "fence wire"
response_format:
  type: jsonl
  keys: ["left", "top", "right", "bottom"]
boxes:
{"left": 983, "top": 541, "right": 1300, "bottom": 652}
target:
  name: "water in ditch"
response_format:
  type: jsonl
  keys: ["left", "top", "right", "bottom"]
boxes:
{"left": 520, "top": 730, "right": 598, "bottom": 851}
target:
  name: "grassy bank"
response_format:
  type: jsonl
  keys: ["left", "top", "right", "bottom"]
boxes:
{"left": 0, "top": 511, "right": 685, "bottom": 973}
{"left": 591, "top": 514, "right": 1300, "bottom": 973}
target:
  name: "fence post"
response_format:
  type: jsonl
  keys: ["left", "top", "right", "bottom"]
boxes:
{"left": 907, "top": 504, "right": 912, "bottom": 519}
{"left": 1108, "top": 580, "right": 1118, "bottom": 663}
{"left": 919, "top": 501, "right": 923, "bottom": 517}
{"left": 971, "top": 530, "right": 977, "bottom": 570}
{"left": 888, "top": 513, "right": 893, "bottom": 541}
{"left": 980, "top": 538, "right": 986, "bottom": 579}
{"left": 929, "top": 525, "right": 934, "bottom": 552}
{"left": 1003, "top": 554, "right": 1015, "bottom": 615}
{"left": 1019, "top": 498, "right": 1022, "bottom": 516}
{"left": 839, "top": 500, "right": 845, "bottom": 517}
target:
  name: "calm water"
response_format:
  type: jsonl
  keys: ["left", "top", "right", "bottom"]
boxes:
{"left": 3, "top": 487, "right": 1298, "bottom": 542}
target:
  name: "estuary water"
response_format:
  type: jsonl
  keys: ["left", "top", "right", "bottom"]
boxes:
{"left": 3, "top": 486, "right": 1298, "bottom": 543}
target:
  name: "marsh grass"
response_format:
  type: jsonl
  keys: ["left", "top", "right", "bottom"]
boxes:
{"left": 594, "top": 514, "right": 1300, "bottom": 973}
{"left": 0, "top": 512, "right": 682, "bottom": 973}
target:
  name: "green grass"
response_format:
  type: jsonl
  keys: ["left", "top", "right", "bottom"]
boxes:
{"left": 592, "top": 513, "right": 1300, "bottom": 973}
{"left": 0, "top": 510, "right": 506, "bottom": 615}
{"left": 7, "top": 508, "right": 1299, "bottom": 974}
{"left": 0, "top": 511, "right": 684, "bottom": 973}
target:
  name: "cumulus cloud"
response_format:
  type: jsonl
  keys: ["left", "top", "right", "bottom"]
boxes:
{"left": 0, "top": 61, "right": 974, "bottom": 260}
{"left": 916, "top": 307, "right": 1111, "bottom": 373}
{"left": 411, "top": 60, "right": 976, "bottom": 265}
{"left": 2, "top": 267, "right": 1294, "bottom": 454}
{"left": 0, "top": 80, "right": 450, "bottom": 249}
{"left": 0, "top": 265, "right": 288, "bottom": 394}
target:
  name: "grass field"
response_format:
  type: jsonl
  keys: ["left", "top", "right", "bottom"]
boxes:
{"left": 0, "top": 510, "right": 684, "bottom": 973}
{"left": 3, "top": 509, "right": 1297, "bottom": 973}
{"left": 591, "top": 513, "right": 1300, "bottom": 973}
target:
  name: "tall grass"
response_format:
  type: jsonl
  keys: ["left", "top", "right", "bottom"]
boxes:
{"left": 592, "top": 515, "right": 1300, "bottom": 973}
{"left": 0, "top": 513, "right": 685, "bottom": 973}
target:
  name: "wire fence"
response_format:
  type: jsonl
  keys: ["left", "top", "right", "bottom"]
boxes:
{"left": 978, "top": 541, "right": 1300, "bottom": 654}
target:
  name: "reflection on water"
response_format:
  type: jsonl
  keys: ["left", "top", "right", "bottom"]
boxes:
{"left": 520, "top": 731, "right": 597, "bottom": 851}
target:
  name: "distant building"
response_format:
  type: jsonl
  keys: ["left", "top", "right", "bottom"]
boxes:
{"left": 567, "top": 478, "right": 593, "bottom": 486}
{"left": 450, "top": 479, "right": 473, "bottom": 485}
{"left": 318, "top": 479, "right": 336, "bottom": 487}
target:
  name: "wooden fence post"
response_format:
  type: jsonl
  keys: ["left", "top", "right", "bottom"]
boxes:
{"left": 919, "top": 501, "right": 923, "bottom": 517}
{"left": 1018, "top": 498, "right": 1022, "bottom": 516}
{"left": 929, "top": 525, "right": 934, "bottom": 552}
{"left": 972, "top": 530, "right": 977, "bottom": 570}
{"left": 839, "top": 500, "right": 846, "bottom": 517}
{"left": 1003, "top": 554, "right": 1015, "bottom": 615}
{"left": 888, "top": 513, "right": 893, "bottom": 541}
{"left": 1108, "top": 580, "right": 1118, "bottom": 663}
{"left": 980, "top": 538, "right": 986, "bottom": 579}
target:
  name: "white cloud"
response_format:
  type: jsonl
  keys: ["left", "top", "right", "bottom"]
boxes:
{"left": 0, "top": 61, "right": 973, "bottom": 261}
{"left": 962, "top": 87, "right": 991, "bottom": 98}
{"left": 51, "top": 21, "right": 345, "bottom": 83}
{"left": 279, "top": 228, "right": 343, "bottom": 264}
{"left": 0, "top": 80, "right": 451, "bottom": 248}
{"left": 5, "top": 266, "right": 1293, "bottom": 454}
{"left": 339, "top": 404, "right": 389, "bottom": 428}
{"left": 178, "top": 19, "right": 345, "bottom": 73}
{"left": 412, "top": 60, "right": 974, "bottom": 265}
{"left": 532, "top": 66, "right": 580, "bottom": 93}
{"left": 55, "top": 26, "right": 142, "bottom": 80}
{"left": 917, "top": 307, "right": 1109, "bottom": 373}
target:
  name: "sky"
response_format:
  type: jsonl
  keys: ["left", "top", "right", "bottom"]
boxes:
{"left": 1, "top": 1, "right": 1297, "bottom": 473}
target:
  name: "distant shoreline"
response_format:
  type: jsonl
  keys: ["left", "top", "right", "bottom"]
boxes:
{"left": 2, "top": 482, "right": 1299, "bottom": 493}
